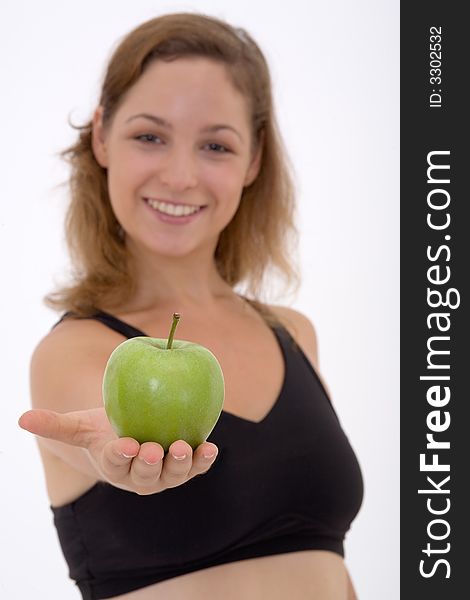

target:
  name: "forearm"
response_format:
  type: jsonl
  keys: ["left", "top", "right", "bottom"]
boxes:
{"left": 37, "top": 437, "right": 103, "bottom": 480}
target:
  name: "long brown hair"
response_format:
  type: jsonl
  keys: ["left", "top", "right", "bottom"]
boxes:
{"left": 45, "top": 13, "right": 300, "bottom": 319}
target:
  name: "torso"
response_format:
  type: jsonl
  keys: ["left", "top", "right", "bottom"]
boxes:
{"left": 112, "top": 551, "right": 348, "bottom": 599}
{"left": 41, "top": 296, "right": 349, "bottom": 599}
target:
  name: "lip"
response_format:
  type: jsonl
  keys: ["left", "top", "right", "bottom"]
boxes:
{"left": 145, "top": 197, "right": 204, "bottom": 208}
{"left": 143, "top": 198, "right": 207, "bottom": 225}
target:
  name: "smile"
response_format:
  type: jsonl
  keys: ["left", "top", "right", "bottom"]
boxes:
{"left": 145, "top": 198, "right": 204, "bottom": 217}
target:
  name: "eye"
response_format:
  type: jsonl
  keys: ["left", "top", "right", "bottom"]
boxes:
{"left": 205, "top": 142, "right": 230, "bottom": 153}
{"left": 135, "top": 134, "right": 163, "bottom": 144}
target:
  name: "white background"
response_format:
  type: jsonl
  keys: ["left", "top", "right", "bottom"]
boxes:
{"left": 0, "top": 1, "right": 399, "bottom": 598}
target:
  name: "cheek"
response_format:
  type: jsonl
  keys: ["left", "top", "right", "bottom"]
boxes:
{"left": 107, "top": 149, "right": 152, "bottom": 201}
{"left": 202, "top": 162, "right": 247, "bottom": 202}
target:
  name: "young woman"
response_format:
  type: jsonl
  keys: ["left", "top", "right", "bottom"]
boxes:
{"left": 19, "top": 13, "right": 363, "bottom": 600}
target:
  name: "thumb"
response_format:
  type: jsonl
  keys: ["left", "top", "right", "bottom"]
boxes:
{"left": 18, "top": 408, "right": 97, "bottom": 448}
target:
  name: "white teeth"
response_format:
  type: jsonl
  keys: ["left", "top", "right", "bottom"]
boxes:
{"left": 146, "top": 198, "right": 201, "bottom": 217}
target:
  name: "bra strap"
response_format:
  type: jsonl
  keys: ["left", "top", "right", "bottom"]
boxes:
{"left": 88, "top": 311, "right": 147, "bottom": 339}
{"left": 53, "top": 310, "right": 147, "bottom": 339}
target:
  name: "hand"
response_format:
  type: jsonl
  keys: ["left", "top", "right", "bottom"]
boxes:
{"left": 18, "top": 407, "right": 218, "bottom": 495}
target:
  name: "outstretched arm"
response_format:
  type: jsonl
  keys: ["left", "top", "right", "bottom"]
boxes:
{"left": 19, "top": 407, "right": 218, "bottom": 495}
{"left": 21, "top": 319, "right": 217, "bottom": 496}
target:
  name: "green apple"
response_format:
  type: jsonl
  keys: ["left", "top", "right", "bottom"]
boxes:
{"left": 102, "top": 313, "right": 224, "bottom": 452}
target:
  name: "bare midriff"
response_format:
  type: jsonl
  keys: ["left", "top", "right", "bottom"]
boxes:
{"left": 110, "top": 550, "right": 348, "bottom": 600}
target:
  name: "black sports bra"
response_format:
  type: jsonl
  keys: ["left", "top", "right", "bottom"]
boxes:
{"left": 51, "top": 309, "right": 364, "bottom": 600}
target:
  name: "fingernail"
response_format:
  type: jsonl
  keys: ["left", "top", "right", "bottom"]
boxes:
{"left": 203, "top": 450, "right": 217, "bottom": 459}
{"left": 172, "top": 453, "right": 187, "bottom": 461}
{"left": 143, "top": 456, "right": 160, "bottom": 465}
{"left": 122, "top": 452, "right": 137, "bottom": 459}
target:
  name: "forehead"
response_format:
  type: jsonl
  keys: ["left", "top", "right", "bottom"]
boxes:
{"left": 114, "top": 57, "right": 250, "bottom": 126}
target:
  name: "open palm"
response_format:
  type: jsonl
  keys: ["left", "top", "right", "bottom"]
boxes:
{"left": 19, "top": 407, "right": 218, "bottom": 495}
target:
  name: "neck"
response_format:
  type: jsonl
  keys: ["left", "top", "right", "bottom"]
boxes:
{"left": 122, "top": 242, "right": 237, "bottom": 314}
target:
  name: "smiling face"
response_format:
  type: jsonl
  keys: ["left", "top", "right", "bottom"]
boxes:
{"left": 92, "top": 57, "right": 262, "bottom": 261}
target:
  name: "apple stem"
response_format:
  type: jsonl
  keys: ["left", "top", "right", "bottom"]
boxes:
{"left": 166, "top": 313, "right": 181, "bottom": 350}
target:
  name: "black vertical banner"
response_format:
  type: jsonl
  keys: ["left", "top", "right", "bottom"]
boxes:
{"left": 401, "top": 2, "right": 468, "bottom": 598}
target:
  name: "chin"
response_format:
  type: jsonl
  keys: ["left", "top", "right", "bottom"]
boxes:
{"left": 145, "top": 239, "right": 211, "bottom": 260}
{"left": 128, "top": 227, "right": 219, "bottom": 260}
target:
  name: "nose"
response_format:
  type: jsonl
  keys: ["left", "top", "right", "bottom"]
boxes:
{"left": 157, "top": 145, "right": 198, "bottom": 192}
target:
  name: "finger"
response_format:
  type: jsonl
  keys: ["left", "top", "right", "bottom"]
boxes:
{"left": 138, "top": 441, "right": 165, "bottom": 465}
{"left": 159, "top": 440, "right": 193, "bottom": 488}
{"left": 129, "top": 442, "right": 164, "bottom": 488}
{"left": 18, "top": 409, "right": 96, "bottom": 448}
{"left": 188, "top": 442, "right": 219, "bottom": 478}
{"left": 100, "top": 438, "right": 140, "bottom": 481}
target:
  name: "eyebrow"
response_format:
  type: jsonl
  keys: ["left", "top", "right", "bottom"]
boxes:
{"left": 125, "top": 113, "right": 243, "bottom": 142}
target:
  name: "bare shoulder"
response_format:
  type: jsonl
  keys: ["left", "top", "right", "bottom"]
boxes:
{"left": 30, "top": 316, "right": 124, "bottom": 413}
{"left": 268, "top": 305, "right": 319, "bottom": 370}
